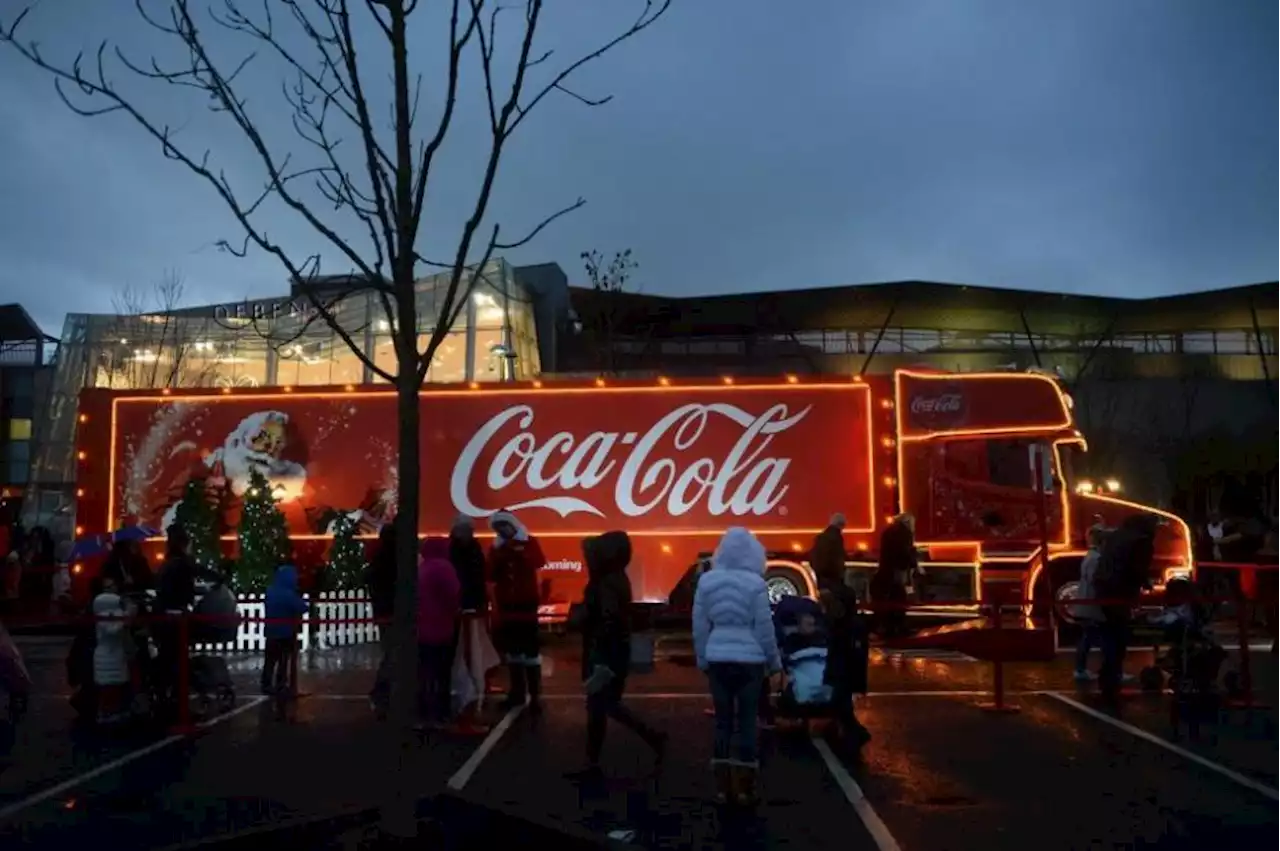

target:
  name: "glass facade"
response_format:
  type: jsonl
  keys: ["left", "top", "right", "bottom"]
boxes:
{"left": 22, "top": 259, "right": 543, "bottom": 535}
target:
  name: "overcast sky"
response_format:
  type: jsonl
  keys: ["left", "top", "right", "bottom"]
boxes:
{"left": 0, "top": 0, "right": 1274, "bottom": 337}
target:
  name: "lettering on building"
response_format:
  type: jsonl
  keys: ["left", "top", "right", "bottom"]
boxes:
{"left": 211, "top": 300, "right": 320, "bottom": 324}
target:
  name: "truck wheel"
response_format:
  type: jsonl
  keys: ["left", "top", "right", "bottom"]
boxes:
{"left": 765, "top": 568, "right": 806, "bottom": 605}
{"left": 1049, "top": 579, "right": 1083, "bottom": 644}
{"left": 1054, "top": 580, "right": 1081, "bottom": 626}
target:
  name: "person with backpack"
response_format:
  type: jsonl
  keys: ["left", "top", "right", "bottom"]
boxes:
{"left": 1094, "top": 513, "right": 1158, "bottom": 707}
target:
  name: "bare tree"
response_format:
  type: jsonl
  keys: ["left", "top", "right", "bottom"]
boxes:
{"left": 2, "top": 0, "right": 672, "bottom": 835}
{"left": 580, "top": 247, "right": 638, "bottom": 374}
{"left": 106, "top": 271, "right": 231, "bottom": 388}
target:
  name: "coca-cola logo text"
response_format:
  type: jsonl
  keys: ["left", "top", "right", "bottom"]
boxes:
{"left": 907, "top": 387, "right": 968, "bottom": 429}
{"left": 909, "top": 394, "right": 963, "bottom": 416}
{"left": 449, "top": 402, "right": 812, "bottom": 519}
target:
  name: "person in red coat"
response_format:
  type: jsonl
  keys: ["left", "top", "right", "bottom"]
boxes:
{"left": 487, "top": 510, "right": 546, "bottom": 711}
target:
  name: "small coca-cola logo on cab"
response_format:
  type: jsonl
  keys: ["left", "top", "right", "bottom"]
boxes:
{"left": 907, "top": 386, "right": 967, "bottom": 429}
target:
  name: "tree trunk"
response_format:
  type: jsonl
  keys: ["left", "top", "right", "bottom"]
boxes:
{"left": 382, "top": 372, "right": 422, "bottom": 838}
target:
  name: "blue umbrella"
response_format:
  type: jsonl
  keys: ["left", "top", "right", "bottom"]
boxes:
{"left": 69, "top": 534, "right": 110, "bottom": 560}
{"left": 113, "top": 524, "right": 161, "bottom": 543}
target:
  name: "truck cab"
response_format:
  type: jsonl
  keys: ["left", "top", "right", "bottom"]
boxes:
{"left": 892, "top": 368, "right": 1193, "bottom": 613}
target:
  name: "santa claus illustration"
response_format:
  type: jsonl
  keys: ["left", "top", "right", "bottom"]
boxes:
{"left": 157, "top": 410, "right": 310, "bottom": 532}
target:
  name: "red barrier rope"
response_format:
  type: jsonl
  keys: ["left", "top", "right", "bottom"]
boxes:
{"left": 8, "top": 562, "right": 1274, "bottom": 731}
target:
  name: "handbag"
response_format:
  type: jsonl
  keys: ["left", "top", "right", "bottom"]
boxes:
{"left": 451, "top": 649, "right": 478, "bottom": 714}
{"left": 584, "top": 664, "right": 615, "bottom": 696}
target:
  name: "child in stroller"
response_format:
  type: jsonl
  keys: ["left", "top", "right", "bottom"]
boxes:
{"left": 772, "top": 596, "right": 834, "bottom": 717}
{"left": 185, "top": 578, "right": 239, "bottom": 714}
{"left": 1152, "top": 578, "right": 1226, "bottom": 739}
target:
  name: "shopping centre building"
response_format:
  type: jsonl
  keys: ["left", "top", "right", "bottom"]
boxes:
{"left": 8, "top": 264, "right": 1277, "bottom": 536}
{"left": 18, "top": 259, "right": 569, "bottom": 535}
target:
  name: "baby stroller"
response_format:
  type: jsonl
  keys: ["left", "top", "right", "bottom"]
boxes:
{"left": 1151, "top": 579, "right": 1227, "bottom": 739}
{"left": 185, "top": 581, "right": 240, "bottom": 714}
{"left": 772, "top": 596, "right": 836, "bottom": 722}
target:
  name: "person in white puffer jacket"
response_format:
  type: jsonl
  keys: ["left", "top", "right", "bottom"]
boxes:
{"left": 92, "top": 576, "right": 135, "bottom": 724}
{"left": 692, "top": 527, "right": 782, "bottom": 806}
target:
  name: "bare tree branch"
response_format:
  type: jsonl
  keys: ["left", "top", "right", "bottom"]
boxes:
{"left": 1, "top": 0, "right": 672, "bottom": 834}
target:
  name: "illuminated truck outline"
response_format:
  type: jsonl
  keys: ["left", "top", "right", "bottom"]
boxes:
{"left": 73, "top": 368, "right": 1193, "bottom": 618}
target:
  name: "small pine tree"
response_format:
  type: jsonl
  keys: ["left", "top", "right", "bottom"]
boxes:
{"left": 237, "top": 468, "right": 291, "bottom": 593}
{"left": 326, "top": 512, "right": 366, "bottom": 591}
{"left": 172, "top": 476, "right": 221, "bottom": 571}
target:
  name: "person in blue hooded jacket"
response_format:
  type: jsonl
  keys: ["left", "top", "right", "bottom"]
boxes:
{"left": 262, "top": 559, "right": 308, "bottom": 696}
{"left": 693, "top": 527, "right": 782, "bottom": 807}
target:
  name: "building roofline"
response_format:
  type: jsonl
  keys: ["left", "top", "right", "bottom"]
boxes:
{"left": 0, "top": 303, "right": 57, "bottom": 343}
{"left": 567, "top": 278, "right": 1278, "bottom": 307}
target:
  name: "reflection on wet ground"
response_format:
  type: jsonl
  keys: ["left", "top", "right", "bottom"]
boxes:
{"left": 4, "top": 632, "right": 1276, "bottom": 850}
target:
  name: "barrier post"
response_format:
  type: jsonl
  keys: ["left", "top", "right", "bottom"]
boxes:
{"left": 174, "top": 611, "right": 194, "bottom": 734}
{"left": 979, "top": 585, "right": 1020, "bottom": 714}
{"left": 1231, "top": 580, "right": 1261, "bottom": 710}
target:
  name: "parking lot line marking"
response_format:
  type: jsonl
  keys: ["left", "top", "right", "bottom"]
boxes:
{"left": 812, "top": 736, "right": 902, "bottom": 851}
{"left": 446, "top": 704, "right": 524, "bottom": 791}
{"left": 0, "top": 696, "right": 267, "bottom": 823}
{"left": 542, "top": 690, "right": 1057, "bottom": 700}
{"left": 1044, "top": 692, "right": 1279, "bottom": 802}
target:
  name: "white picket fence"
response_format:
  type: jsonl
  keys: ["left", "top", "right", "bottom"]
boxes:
{"left": 191, "top": 589, "right": 379, "bottom": 653}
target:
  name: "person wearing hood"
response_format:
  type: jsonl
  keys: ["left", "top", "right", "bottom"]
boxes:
{"left": 450, "top": 516, "right": 499, "bottom": 727}
{"left": 363, "top": 524, "right": 397, "bottom": 713}
{"left": 692, "top": 527, "right": 782, "bottom": 806}
{"left": 578, "top": 531, "right": 667, "bottom": 777}
{"left": 417, "top": 537, "right": 462, "bottom": 727}
{"left": 487, "top": 510, "right": 546, "bottom": 711}
{"left": 262, "top": 555, "right": 308, "bottom": 697}
{"left": 91, "top": 573, "right": 136, "bottom": 724}
{"left": 1094, "top": 513, "right": 1158, "bottom": 706}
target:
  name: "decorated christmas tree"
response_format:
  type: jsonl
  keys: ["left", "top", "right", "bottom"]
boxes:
{"left": 326, "top": 511, "right": 366, "bottom": 591}
{"left": 237, "top": 467, "right": 291, "bottom": 593}
{"left": 171, "top": 476, "right": 222, "bottom": 572}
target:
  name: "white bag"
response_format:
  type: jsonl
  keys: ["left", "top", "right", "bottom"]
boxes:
{"left": 451, "top": 649, "right": 478, "bottom": 715}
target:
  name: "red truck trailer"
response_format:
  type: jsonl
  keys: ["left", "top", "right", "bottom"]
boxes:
{"left": 72, "top": 369, "right": 1192, "bottom": 619}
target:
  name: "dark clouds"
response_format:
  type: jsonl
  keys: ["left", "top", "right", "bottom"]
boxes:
{"left": 0, "top": 0, "right": 1274, "bottom": 337}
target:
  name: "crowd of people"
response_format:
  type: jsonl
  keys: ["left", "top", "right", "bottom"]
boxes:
{"left": 342, "top": 506, "right": 908, "bottom": 805}
{"left": 0, "top": 497, "right": 1273, "bottom": 800}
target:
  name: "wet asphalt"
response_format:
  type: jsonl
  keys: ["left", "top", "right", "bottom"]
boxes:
{"left": 1, "top": 632, "right": 1276, "bottom": 850}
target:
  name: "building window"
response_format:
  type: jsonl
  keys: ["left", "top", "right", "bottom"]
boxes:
{"left": 4, "top": 440, "right": 29, "bottom": 485}
{"left": 8, "top": 418, "right": 32, "bottom": 441}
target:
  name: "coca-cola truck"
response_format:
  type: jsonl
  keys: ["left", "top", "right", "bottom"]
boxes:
{"left": 72, "top": 368, "right": 1192, "bottom": 619}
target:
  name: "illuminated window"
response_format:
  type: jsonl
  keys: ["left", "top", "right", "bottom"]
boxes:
{"left": 7, "top": 419, "right": 32, "bottom": 441}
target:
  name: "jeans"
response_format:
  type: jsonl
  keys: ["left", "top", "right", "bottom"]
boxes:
{"left": 586, "top": 674, "right": 662, "bottom": 764}
{"left": 418, "top": 640, "right": 456, "bottom": 723}
{"left": 1075, "top": 622, "right": 1101, "bottom": 673}
{"left": 262, "top": 637, "right": 298, "bottom": 695}
{"left": 1098, "top": 609, "right": 1130, "bottom": 704}
{"left": 706, "top": 662, "right": 765, "bottom": 764}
